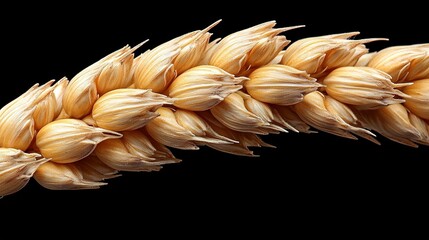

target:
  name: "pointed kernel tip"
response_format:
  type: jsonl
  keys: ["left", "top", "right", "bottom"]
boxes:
{"left": 343, "top": 31, "right": 360, "bottom": 38}
{"left": 358, "top": 38, "right": 389, "bottom": 44}
{"left": 39, "top": 79, "right": 55, "bottom": 88}
{"left": 283, "top": 25, "right": 306, "bottom": 31}
{"left": 134, "top": 39, "right": 149, "bottom": 50}
{"left": 202, "top": 19, "right": 222, "bottom": 32}
{"left": 375, "top": 38, "right": 389, "bottom": 41}
{"left": 394, "top": 82, "right": 414, "bottom": 88}
{"left": 99, "top": 128, "right": 123, "bottom": 139}
{"left": 262, "top": 20, "right": 276, "bottom": 25}
{"left": 326, "top": 31, "right": 360, "bottom": 39}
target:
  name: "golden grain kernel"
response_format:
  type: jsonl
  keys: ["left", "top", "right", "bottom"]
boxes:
{"left": 246, "top": 35, "right": 289, "bottom": 68}
{"left": 294, "top": 91, "right": 374, "bottom": 140}
{"left": 52, "top": 78, "right": 69, "bottom": 116}
{"left": 33, "top": 161, "right": 107, "bottom": 190}
{"left": 62, "top": 67, "right": 98, "bottom": 118}
{"left": 133, "top": 22, "right": 218, "bottom": 92}
{"left": 357, "top": 104, "right": 422, "bottom": 147}
{"left": 173, "top": 20, "right": 220, "bottom": 74}
{"left": 367, "top": 44, "right": 429, "bottom": 82}
{"left": 199, "top": 38, "right": 221, "bottom": 65}
{"left": 402, "top": 79, "right": 429, "bottom": 120}
{"left": 0, "top": 81, "right": 54, "bottom": 150}
{"left": 324, "top": 66, "right": 411, "bottom": 110}
{"left": 174, "top": 109, "right": 235, "bottom": 144}
{"left": 408, "top": 112, "right": 429, "bottom": 146}
{"left": 145, "top": 107, "right": 223, "bottom": 149}
{"left": 36, "top": 119, "right": 122, "bottom": 163}
{"left": 95, "top": 130, "right": 178, "bottom": 172}
{"left": 246, "top": 64, "right": 321, "bottom": 105}
{"left": 274, "top": 106, "right": 314, "bottom": 133}
{"left": 324, "top": 95, "right": 379, "bottom": 144}
{"left": 92, "top": 88, "right": 173, "bottom": 131}
{"left": 209, "top": 21, "right": 301, "bottom": 75}
{"left": 237, "top": 91, "right": 288, "bottom": 133}
{"left": 198, "top": 111, "right": 273, "bottom": 156}
{"left": 146, "top": 107, "right": 200, "bottom": 150}
{"left": 63, "top": 44, "right": 143, "bottom": 118}
{"left": 281, "top": 32, "right": 385, "bottom": 77}
{"left": 122, "top": 130, "right": 178, "bottom": 162}
{"left": 166, "top": 65, "right": 246, "bottom": 111}
{"left": 210, "top": 92, "right": 268, "bottom": 134}
{"left": 31, "top": 78, "right": 68, "bottom": 129}
{"left": 32, "top": 78, "right": 69, "bottom": 130}
{"left": 0, "top": 148, "right": 48, "bottom": 196}
{"left": 95, "top": 48, "right": 135, "bottom": 95}
{"left": 74, "top": 155, "right": 120, "bottom": 181}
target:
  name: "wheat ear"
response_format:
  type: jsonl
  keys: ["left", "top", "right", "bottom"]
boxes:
{"left": 1, "top": 20, "right": 428, "bottom": 197}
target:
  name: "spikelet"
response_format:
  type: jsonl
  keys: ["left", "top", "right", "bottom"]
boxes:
{"left": 95, "top": 43, "right": 144, "bottom": 95}
{"left": 245, "top": 64, "right": 321, "bottom": 105}
{"left": 92, "top": 88, "right": 173, "bottom": 131}
{"left": 402, "top": 79, "right": 429, "bottom": 120}
{"left": 145, "top": 107, "right": 227, "bottom": 150}
{"left": 210, "top": 92, "right": 270, "bottom": 134}
{"left": 33, "top": 78, "right": 69, "bottom": 130}
{"left": 355, "top": 52, "right": 377, "bottom": 66}
{"left": 166, "top": 65, "right": 246, "bottom": 111}
{"left": 95, "top": 139, "right": 160, "bottom": 172}
{"left": 174, "top": 109, "right": 236, "bottom": 143}
{"left": 63, "top": 44, "right": 143, "bottom": 118}
{"left": 199, "top": 38, "right": 221, "bottom": 65}
{"left": 173, "top": 21, "right": 221, "bottom": 74}
{"left": 281, "top": 32, "right": 385, "bottom": 77}
{"left": 294, "top": 91, "right": 375, "bottom": 140}
{"left": 209, "top": 21, "right": 301, "bottom": 75}
{"left": 357, "top": 104, "right": 423, "bottom": 147}
{"left": 236, "top": 91, "right": 289, "bottom": 133}
{"left": 33, "top": 161, "right": 107, "bottom": 190}
{"left": 0, "top": 80, "right": 54, "bottom": 150}
{"left": 74, "top": 155, "right": 120, "bottom": 181}
{"left": 52, "top": 78, "right": 69, "bottom": 118}
{"left": 133, "top": 21, "right": 219, "bottom": 92}
{"left": 274, "top": 106, "right": 313, "bottom": 133}
{"left": 36, "top": 119, "right": 122, "bottom": 163}
{"left": 95, "top": 130, "right": 178, "bottom": 172}
{"left": 0, "top": 148, "right": 48, "bottom": 196}
{"left": 62, "top": 66, "right": 97, "bottom": 118}
{"left": 367, "top": 44, "right": 429, "bottom": 82}
{"left": 199, "top": 111, "right": 274, "bottom": 156}
{"left": 324, "top": 66, "right": 411, "bottom": 110}
{"left": 324, "top": 95, "right": 379, "bottom": 144}
{"left": 122, "top": 130, "right": 178, "bottom": 163}
{"left": 408, "top": 113, "right": 429, "bottom": 146}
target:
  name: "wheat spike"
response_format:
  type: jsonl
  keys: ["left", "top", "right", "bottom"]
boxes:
{"left": 1, "top": 20, "right": 428, "bottom": 197}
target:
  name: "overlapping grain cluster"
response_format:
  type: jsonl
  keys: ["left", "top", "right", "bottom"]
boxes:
{"left": 1, "top": 20, "right": 428, "bottom": 196}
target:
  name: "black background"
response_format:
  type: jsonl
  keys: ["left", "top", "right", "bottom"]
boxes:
{"left": 1, "top": 2, "right": 428, "bottom": 234}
